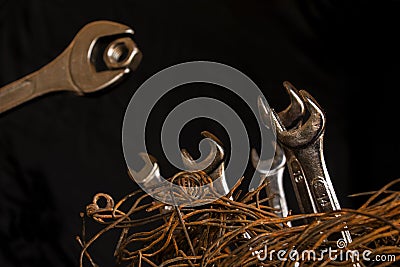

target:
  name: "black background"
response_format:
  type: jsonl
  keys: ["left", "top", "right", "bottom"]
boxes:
{"left": 1, "top": 0, "right": 400, "bottom": 266}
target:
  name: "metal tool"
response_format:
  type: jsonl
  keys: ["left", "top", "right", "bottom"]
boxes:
{"left": 182, "top": 132, "right": 258, "bottom": 243}
{"left": 258, "top": 81, "right": 305, "bottom": 130}
{"left": 180, "top": 131, "right": 229, "bottom": 195}
{"left": 251, "top": 145, "right": 288, "bottom": 219}
{"left": 0, "top": 20, "right": 142, "bottom": 113}
{"left": 250, "top": 81, "right": 304, "bottom": 217}
{"left": 261, "top": 82, "right": 353, "bottom": 244}
{"left": 270, "top": 87, "right": 338, "bottom": 214}
{"left": 129, "top": 131, "right": 229, "bottom": 205}
{"left": 128, "top": 153, "right": 161, "bottom": 189}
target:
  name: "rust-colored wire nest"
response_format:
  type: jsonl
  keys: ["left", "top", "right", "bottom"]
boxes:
{"left": 78, "top": 172, "right": 400, "bottom": 267}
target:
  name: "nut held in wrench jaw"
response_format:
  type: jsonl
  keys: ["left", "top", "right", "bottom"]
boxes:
{"left": 70, "top": 21, "right": 142, "bottom": 94}
{"left": 103, "top": 37, "right": 141, "bottom": 70}
{"left": 0, "top": 20, "right": 142, "bottom": 114}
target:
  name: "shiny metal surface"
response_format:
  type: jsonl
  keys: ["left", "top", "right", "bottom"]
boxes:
{"left": 251, "top": 145, "right": 288, "bottom": 219}
{"left": 262, "top": 82, "right": 354, "bottom": 246}
{"left": 0, "top": 20, "right": 142, "bottom": 113}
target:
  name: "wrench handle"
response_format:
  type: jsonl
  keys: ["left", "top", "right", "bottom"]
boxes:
{"left": 294, "top": 136, "right": 341, "bottom": 213}
{"left": 286, "top": 153, "right": 318, "bottom": 214}
{"left": 0, "top": 76, "right": 36, "bottom": 113}
{"left": 0, "top": 50, "right": 79, "bottom": 114}
{"left": 297, "top": 138, "right": 355, "bottom": 250}
{"left": 264, "top": 167, "right": 289, "bottom": 218}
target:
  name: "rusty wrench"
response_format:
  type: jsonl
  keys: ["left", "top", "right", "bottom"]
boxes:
{"left": 180, "top": 131, "right": 229, "bottom": 195}
{"left": 251, "top": 82, "right": 305, "bottom": 218}
{"left": 270, "top": 87, "right": 339, "bottom": 214}
{"left": 262, "top": 82, "right": 353, "bottom": 245}
{"left": 128, "top": 131, "right": 228, "bottom": 205}
{"left": 0, "top": 20, "right": 142, "bottom": 113}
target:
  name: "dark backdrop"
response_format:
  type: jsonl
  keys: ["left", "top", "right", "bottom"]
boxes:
{"left": 1, "top": 0, "right": 399, "bottom": 266}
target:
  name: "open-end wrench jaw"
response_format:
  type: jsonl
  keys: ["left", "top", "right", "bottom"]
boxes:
{"left": 180, "top": 131, "right": 230, "bottom": 196}
{"left": 272, "top": 90, "right": 326, "bottom": 148}
{"left": 128, "top": 131, "right": 228, "bottom": 203}
{"left": 128, "top": 153, "right": 161, "bottom": 189}
{"left": 258, "top": 81, "right": 305, "bottom": 132}
{"left": 180, "top": 131, "right": 225, "bottom": 180}
{"left": 278, "top": 81, "right": 306, "bottom": 128}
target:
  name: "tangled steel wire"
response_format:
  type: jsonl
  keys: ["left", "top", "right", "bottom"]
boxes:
{"left": 78, "top": 172, "right": 400, "bottom": 267}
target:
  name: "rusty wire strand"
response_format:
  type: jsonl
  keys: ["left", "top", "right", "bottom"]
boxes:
{"left": 79, "top": 175, "right": 400, "bottom": 267}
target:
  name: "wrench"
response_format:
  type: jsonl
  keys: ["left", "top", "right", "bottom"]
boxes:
{"left": 0, "top": 20, "right": 142, "bottom": 113}
{"left": 251, "top": 145, "right": 288, "bottom": 218}
{"left": 128, "top": 153, "right": 161, "bottom": 189}
{"left": 129, "top": 131, "right": 229, "bottom": 204}
{"left": 250, "top": 81, "right": 305, "bottom": 217}
{"left": 271, "top": 89, "right": 339, "bottom": 214}
{"left": 262, "top": 82, "right": 353, "bottom": 245}
{"left": 180, "top": 131, "right": 229, "bottom": 195}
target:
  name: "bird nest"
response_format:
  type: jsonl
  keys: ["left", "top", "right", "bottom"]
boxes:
{"left": 78, "top": 172, "right": 400, "bottom": 267}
